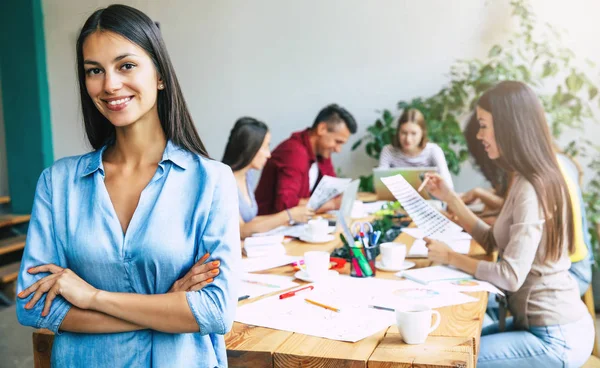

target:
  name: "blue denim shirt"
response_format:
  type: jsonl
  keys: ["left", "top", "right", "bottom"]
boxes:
{"left": 16, "top": 141, "right": 240, "bottom": 367}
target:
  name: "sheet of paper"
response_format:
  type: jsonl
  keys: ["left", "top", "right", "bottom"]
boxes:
{"left": 239, "top": 273, "right": 299, "bottom": 299}
{"left": 307, "top": 176, "right": 352, "bottom": 210}
{"left": 407, "top": 239, "right": 428, "bottom": 258}
{"left": 242, "top": 255, "right": 301, "bottom": 273}
{"left": 426, "top": 279, "right": 505, "bottom": 296}
{"left": 381, "top": 175, "right": 462, "bottom": 237}
{"left": 398, "top": 265, "right": 474, "bottom": 285}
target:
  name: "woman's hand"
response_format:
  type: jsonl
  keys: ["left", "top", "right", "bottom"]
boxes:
{"left": 424, "top": 238, "right": 454, "bottom": 265}
{"left": 424, "top": 173, "right": 455, "bottom": 203}
{"left": 460, "top": 188, "right": 481, "bottom": 205}
{"left": 169, "top": 253, "right": 220, "bottom": 292}
{"left": 289, "top": 205, "right": 315, "bottom": 223}
{"left": 19, "top": 264, "right": 99, "bottom": 316}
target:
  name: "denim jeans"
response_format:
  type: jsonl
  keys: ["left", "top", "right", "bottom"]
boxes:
{"left": 478, "top": 313, "right": 594, "bottom": 367}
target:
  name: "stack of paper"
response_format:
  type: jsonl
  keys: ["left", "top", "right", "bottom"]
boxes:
{"left": 243, "top": 235, "right": 286, "bottom": 258}
{"left": 242, "top": 255, "right": 301, "bottom": 273}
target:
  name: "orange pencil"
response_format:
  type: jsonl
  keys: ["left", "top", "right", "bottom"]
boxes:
{"left": 304, "top": 298, "right": 340, "bottom": 313}
{"left": 417, "top": 177, "right": 430, "bottom": 192}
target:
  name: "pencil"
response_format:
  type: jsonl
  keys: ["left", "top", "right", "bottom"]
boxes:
{"left": 417, "top": 177, "right": 430, "bottom": 192}
{"left": 304, "top": 298, "right": 340, "bottom": 313}
{"left": 368, "top": 305, "right": 395, "bottom": 312}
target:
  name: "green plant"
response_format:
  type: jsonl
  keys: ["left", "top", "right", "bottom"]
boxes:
{"left": 353, "top": 0, "right": 600, "bottom": 261}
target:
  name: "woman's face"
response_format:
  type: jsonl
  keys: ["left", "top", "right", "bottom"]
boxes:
{"left": 250, "top": 132, "right": 272, "bottom": 170}
{"left": 476, "top": 106, "right": 500, "bottom": 159}
{"left": 399, "top": 122, "right": 423, "bottom": 152}
{"left": 83, "top": 31, "right": 162, "bottom": 128}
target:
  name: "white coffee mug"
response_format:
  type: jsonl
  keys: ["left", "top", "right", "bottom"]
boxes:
{"left": 379, "top": 242, "right": 406, "bottom": 268}
{"left": 306, "top": 218, "right": 329, "bottom": 238}
{"left": 396, "top": 304, "right": 441, "bottom": 344}
{"left": 303, "top": 251, "right": 330, "bottom": 279}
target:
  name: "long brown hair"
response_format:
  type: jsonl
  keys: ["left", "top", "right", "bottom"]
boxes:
{"left": 464, "top": 112, "right": 509, "bottom": 197}
{"left": 478, "top": 81, "right": 574, "bottom": 261}
{"left": 392, "top": 108, "right": 428, "bottom": 149}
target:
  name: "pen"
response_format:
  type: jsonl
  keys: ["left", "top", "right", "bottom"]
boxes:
{"left": 368, "top": 305, "right": 395, "bottom": 312}
{"left": 417, "top": 177, "right": 430, "bottom": 192}
{"left": 279, "top": 285, "right": 314, "bottom": 299}
{"left": 242, "top": 280, "right": 281, "bottom": 288}
{"left": 238, "top": 295, "right": 250, "bottom": 301}
{"left": 305, "top": 298, "right": 340, "bottom": 312}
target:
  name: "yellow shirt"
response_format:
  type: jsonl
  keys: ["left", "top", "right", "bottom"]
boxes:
{"left": 557, "top": 161, "right": 588, "bottom": 263}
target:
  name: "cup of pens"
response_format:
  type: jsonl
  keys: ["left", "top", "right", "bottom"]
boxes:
{"left": 350, "top": 243, "right": 378, "bottom": 278}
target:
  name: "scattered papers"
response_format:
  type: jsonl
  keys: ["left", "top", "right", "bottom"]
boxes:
{"left": 235, "top": 276, "right": 479, "bottom": 342}
{"left": 253, "top": 224, "right": 307, "bottom": 238}
{"left": 243, "top": 235, "right": 286, "bottom": 258}
{"left": 407, "top": 239, "right": 428, "bottom": 258}
{"left": 398, "top": 265, "right": 473, "bottom": 285}
{"left": 308, "top": 176, "right": 352, "bottom": 210}
{"left": 381, "top": 175, "right": 462, "bottom": 237}
{"left": 239, "top": 273, "right": 299, "bottom": 299}
{"left": 242, "top": 255, "right": 301, "bottom": 273}
{"left": 402, "top": 228, "right": 471, "bottom": 257}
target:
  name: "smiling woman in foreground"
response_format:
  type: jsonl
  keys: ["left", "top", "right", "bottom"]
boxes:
{"left": 16, "top": 5, "right": 239, "bottom": 367}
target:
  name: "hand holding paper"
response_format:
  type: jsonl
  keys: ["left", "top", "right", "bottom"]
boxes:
{"left": 307, "top": 176, "right": 352, "bottom": 211}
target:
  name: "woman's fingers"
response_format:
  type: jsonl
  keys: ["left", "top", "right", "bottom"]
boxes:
{"left": 25, "top": 274, "right": 60, "bottom": 308}
{"left": 19, "top": 272, "right": 61, "bottom": 299}
{"left": 42, "top": 283, "right": 61, "bottom": 317}
{"left": 28, "top": 264, "right": 64, "bottom": 275}
{"left": 182, "top": 268, "right": 219, "bottom": 291}
{"left": 188, "top": 278, "right": 214, "bottom": 292}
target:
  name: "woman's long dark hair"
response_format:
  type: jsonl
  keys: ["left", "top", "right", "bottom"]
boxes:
{"left": 478, "top": 81, "right": 573, "bottom": 262}
{"left": 464, "top": 112, "right": 508, "bottom": 197}
{"left": 222, "top": 117, "right": 269, "bottom": 171}
{"left": 76, "top": 4, "right": 208, "bottom": 157}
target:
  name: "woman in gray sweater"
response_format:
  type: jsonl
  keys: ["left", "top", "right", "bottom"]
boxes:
{"left": 423, "top": 81, "right": 594, "bottom": 367}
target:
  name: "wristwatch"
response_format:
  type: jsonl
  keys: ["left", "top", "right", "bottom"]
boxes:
{"left": 285, "top": 208, "right": 296, "bottom": 226}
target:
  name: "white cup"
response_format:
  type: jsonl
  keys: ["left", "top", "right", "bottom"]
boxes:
{"left": 380, "top": 242, "right": 406, "bottom": 268}
{"left": 396, "top": 304, "right": 441, "bottom": 344}
{"left": 303, "top": 251, "right": 330, "bottom": 279}
{"left": 306, "top": 218, "right": 329, "bottom": 239}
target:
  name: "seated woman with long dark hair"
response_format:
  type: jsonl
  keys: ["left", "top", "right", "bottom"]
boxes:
{"left": 222, "top": 117, "right": 314, "bottom": 239}
{"left": 423, "top": 81, "right": 593, "bottom": 367}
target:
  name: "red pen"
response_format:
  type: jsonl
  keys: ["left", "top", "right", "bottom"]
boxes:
{"left": 279, "top": 285, "right": 314, "bottom": 299}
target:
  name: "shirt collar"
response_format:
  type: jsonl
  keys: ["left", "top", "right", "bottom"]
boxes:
{"left": 80, "top": 140, "right": 191, "bottom": 177}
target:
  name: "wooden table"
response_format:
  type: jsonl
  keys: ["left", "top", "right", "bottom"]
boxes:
{"left": 226, "top": 227, "right": 492, "bottom": 368}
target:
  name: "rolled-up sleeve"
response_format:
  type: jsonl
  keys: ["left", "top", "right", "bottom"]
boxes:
{"left": 16, "top": 168, "right": 72, "bottom": 333}
{"left": 475, "top": 184, "right": 543, "bottom": 292}
{"left": 186, "top": 165, "right": 240, "bottom": 335}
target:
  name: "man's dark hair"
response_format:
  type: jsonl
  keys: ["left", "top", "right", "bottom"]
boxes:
{"left": 311, "top": 104, "right": 357, "bottom": 134}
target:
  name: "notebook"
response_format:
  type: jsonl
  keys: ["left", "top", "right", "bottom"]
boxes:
{"left": 398, "top": 265, "right": 473, "bottom": 284}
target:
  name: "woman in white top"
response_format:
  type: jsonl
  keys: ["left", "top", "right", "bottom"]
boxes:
{"left": 378, "top": 108, "right": 454, "bottom": 189}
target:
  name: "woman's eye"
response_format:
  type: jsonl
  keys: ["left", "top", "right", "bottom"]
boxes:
{"left": 121, "top": 63, "right": 136, "bottom": 71}
{"left": 86, "top": 68, "right": 102, "bottom": 76}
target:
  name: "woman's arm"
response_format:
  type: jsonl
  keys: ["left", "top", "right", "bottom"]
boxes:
{"left": 430, "top": 144, "right": 454, "bottom": 190}
{"left": 60, "top": 308, "right": 143, "bottom": 333}
{"left": 463, "top": 187, "right": 504, "bottom": 210}
{"left": 239, "top": 205, "right": 313, "bottom": 239}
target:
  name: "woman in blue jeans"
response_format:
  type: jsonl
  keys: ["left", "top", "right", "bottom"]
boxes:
{"left": 423, "top": 81, "right": 594, "bottom": 367}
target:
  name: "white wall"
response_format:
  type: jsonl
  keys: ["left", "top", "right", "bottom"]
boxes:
{"left": 0, "top": 79, "right": 8, "bottom": 196}
{"left": 41, "top": 0, "right": 600, "bottom": 192}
